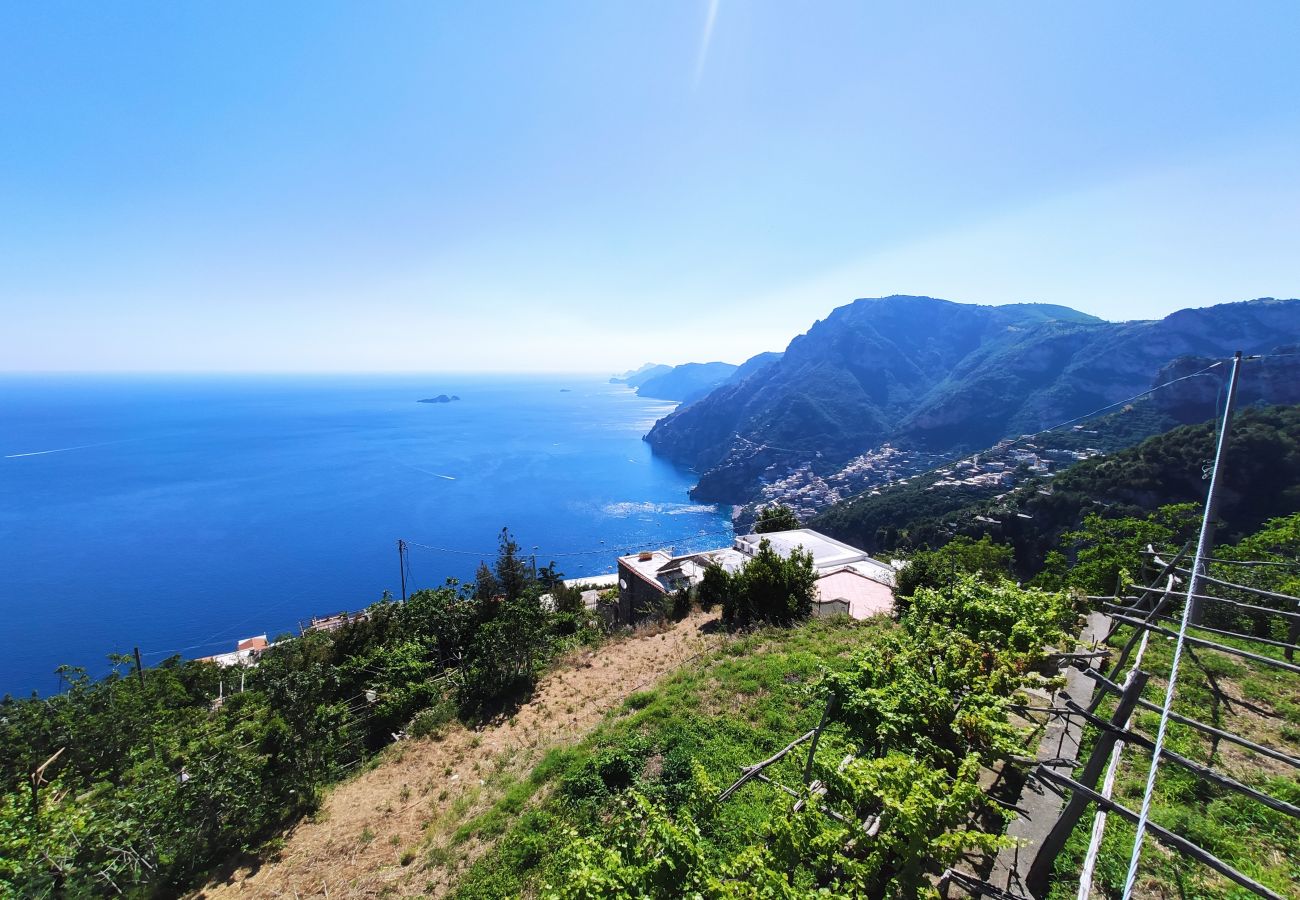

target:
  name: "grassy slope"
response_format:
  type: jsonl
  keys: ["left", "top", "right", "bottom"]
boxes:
{"left": 1048, "top": 624, "right": 1300, "bottom": 898}
{"left": 440, "top": 616, "right": 1300, "bottom": 899}
{"left": 446, "top": 616, "right": 892, "bottom": 898}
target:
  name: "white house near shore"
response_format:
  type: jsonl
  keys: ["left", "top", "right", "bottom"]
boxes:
{"left": 615, "top": 529, "right": 896, "bottom": 625}
{"left": 197, "top": 634, "right": 271, "bottom": 668}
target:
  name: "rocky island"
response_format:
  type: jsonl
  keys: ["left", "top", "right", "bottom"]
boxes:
{"left": 417, "top": 394, "right": 460, "bottom": 404}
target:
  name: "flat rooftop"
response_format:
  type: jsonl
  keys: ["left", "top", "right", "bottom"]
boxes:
{"left": 734, "top": 529, "right": 868, "bottom": 570}
{"left": 617, "top": 549, "right": 675, "bottom": 590}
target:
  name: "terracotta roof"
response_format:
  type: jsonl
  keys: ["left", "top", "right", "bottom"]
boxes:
{"left": 235, "top": 635, "right": 269, "bottom": 652}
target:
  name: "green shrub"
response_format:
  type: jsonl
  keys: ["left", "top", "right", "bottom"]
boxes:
{"left": 722, "top": 538, "right": 817, "bottom": 630}
{"left": 409, "top": 698, "right": 456, "bottom": 738}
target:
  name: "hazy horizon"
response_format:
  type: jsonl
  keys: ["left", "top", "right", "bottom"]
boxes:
{"left": 2, "top": 293, "right": 1295, "bottom": 375}
{"left": 4, "top": 2, "right": 1298, "bottom": 373}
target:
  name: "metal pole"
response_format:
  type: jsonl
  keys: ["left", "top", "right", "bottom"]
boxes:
{"left": 1190, "top": 351, "right": 1243, "bottom": 625}
{"left": 1119, "top": 351, "right": 1243, "bottom": 898}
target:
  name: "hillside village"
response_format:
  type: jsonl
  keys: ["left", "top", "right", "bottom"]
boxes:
{"left": 751, "top": 434, "right": 1101, "bottom": 523}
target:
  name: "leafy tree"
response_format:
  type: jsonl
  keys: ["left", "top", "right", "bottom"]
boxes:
{"left": 754, "top": 503, "right": 800, "bottom": 534}
{"left": 826, "top": 576, "right": 1074, "bottom": 772}
{"left": 894, "top": 535, "right": 1014, "bottom": 598}
{"left": 696, "top": 563, "right": 731, "bottom": 613}
{"left": 723, "top": 539, "right": 817, "bottom": 630}
{"left": 536, "top": 561, "right": 565, "bottom": 590}
{"left": 670, "top": 586, "right": 692, "bottom": 622}
{"left": 494, "top": 527, "right": 532, "bottom": 602}
{"left": 473, "top": 562, "right": 500, "bottom": 603}
{"left": 401, "top": 585, "right": 474, "bottom": 668}
{"left": 458, "top": 592, "right": 548, "bottom": 718}
{"left": 1042, "top": 502, "right": 1198, "bottom": 594}
{"left": 552, "top": 581, "right": 586, "bottom": 616}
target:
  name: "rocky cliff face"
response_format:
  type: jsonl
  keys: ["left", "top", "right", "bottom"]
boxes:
{"left": 644, "top": 296, "right": 1300, "bottom": 503}
{"left": 1153, "top": 344, "right": 1300, "bottom": 421}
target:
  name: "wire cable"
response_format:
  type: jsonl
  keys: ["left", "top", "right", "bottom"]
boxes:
{"left": 404, "top": 526, "right": 738, "bottom": 561}
{"left": 1119, "top": 356, "right": 1240, "bottom": 898}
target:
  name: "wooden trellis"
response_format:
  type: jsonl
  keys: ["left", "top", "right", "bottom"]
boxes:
{"left": 1024, "top": 547, "right": 1300, "bottom": 900}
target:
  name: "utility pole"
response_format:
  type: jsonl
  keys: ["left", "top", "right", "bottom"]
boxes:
{"left": 397, "top": 539, "right": 407, "bottom": 602}
{"left": 1118, "top": 352, "right": 1246, "bottom": 898}
{"left": 1189, "top": 351, "right": 1244, "bottom": 625}
{"left": 133, "top": 646, "right": 161, "bottom": 762}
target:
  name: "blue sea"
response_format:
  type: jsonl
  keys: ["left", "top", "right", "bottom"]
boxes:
{"left": 0, "top": 375, "right": 732, "bottom": 696}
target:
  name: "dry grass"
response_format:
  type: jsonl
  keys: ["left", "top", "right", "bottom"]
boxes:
{"left": 191, "top": 610, "right": 720, "bottom": 899}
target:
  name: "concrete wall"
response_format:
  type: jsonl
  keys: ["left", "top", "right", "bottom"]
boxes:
{"left": 616, "top": 559, "right": 668, "bottom": 626}
{"left": 811, "top": 598, "right": 851, "bottom": 618}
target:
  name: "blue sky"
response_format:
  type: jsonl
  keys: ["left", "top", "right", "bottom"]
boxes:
{"left": 2, "top": 1, "right": 1297, "bottom": 372}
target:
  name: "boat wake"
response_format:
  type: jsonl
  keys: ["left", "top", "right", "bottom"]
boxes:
{"left": 4, "top": 441, "right": 115, "bottom": 459}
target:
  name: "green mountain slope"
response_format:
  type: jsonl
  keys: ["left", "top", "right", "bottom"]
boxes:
{"left": 636, "top": 361, "right": 739, "bottom": 404}
{"left": 645, "top": 296, "right": 1300, "bottom": 503}
{"left": 813, "top": 403, "right": 1300, "bottom": 578}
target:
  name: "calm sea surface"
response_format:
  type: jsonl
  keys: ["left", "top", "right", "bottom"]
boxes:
{"left": 0, "top": 374, "right": 732, "bottom": 696}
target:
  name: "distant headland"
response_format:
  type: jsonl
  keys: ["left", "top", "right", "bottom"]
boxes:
{"left": 417, "top": 394, "right": 461, "bottom": 404}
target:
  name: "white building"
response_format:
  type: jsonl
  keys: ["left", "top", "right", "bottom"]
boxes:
{"left": 615, "top": 529, "right": 896, "bottom": 624}
{"left": 198, "top": 634, "right": 270, "bottom": 668}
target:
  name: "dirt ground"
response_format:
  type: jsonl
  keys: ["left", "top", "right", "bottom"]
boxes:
{"left": 194, "top": 610, "right": 720, "bottom": 899}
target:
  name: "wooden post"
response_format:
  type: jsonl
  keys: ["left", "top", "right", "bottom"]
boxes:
{"left": 1027, "top": 670, "right": 1149, "bottom": 896}
{"left": 1287, "top": 596, "right": 1299, "bottom": 663}
{"left": 133, "top": 646, "right": 162, "bottom": 763}
{"left": 29, "top": 747, "right": 66, "bottom": 830}
{"left": 802, "top": 697, "right": 836, "bottom": 787}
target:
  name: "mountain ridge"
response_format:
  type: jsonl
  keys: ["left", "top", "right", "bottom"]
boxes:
{"left": 636, "top": 361, "right": 739, "bottom": 404}
{"left": 644, "top": 295, "right": 1300, "bottom": 503}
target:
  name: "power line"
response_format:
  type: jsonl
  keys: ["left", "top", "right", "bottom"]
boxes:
{"left": 140, "top": 584, "right": 319, "bottom": 658}
{"left": 1018, "top": 360, "right": 1226, "bottom": 444}
{"left": 404, "top": 526, "right": 738, "bottom": 561}
{"left": 1119, "top": 352, "right": 1244, "bottom": 899}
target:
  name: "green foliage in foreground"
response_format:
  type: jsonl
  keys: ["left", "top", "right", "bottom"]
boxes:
{"left": 456, "top": 577, "right": 1081, "bottom": 899}
{"left": 545, "top": 752, "right": 1000, "bottom": 900}
{"left": 0, "top": 528, "right": 605, "bottom": 897}
{"left": 452, "top": 619, "right": 883, "bottom": 899}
